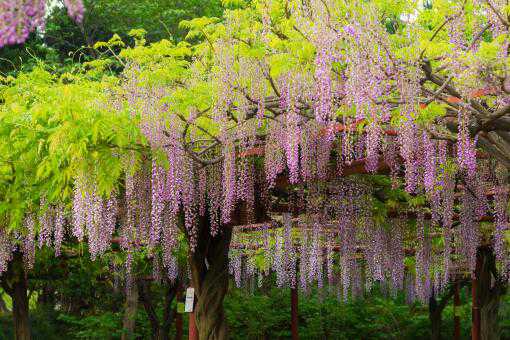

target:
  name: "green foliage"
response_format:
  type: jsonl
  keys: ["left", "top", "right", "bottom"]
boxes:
{"left": 57, "top": 313, "right": 124, "bottom": 339}
{"left": 223, "top": 282, "right": 481, "bottom": 339}
{"left": 0, "top": 65, "right": 143, "bottom": 234}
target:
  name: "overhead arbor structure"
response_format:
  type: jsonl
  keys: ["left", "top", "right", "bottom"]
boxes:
{"left": 0, "top": 0, "right": 509, "bottom": 339}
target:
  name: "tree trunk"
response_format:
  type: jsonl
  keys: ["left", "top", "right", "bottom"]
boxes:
{"left": 475, "top": 247, "right": 507, "bottom": 340}
{"left": 121, "top": 282, "right": 138, "bottom": 340}
{"left": 189, "top": 219, "right": 232, "bottom": 340}
{"left": 428, "top": 282, "right": 460, "bottom": 340}
{"left": 429, "top": 296, "right": 443, "bottom": 340}
{"left": 188, "top": 176, "right": 268, "bottom": 340}
{"left": 1, "top": 252, "right": 31, "bottom": 340}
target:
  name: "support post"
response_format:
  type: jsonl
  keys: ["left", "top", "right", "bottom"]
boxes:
{"left": 454, "top": 280, "right": 461, "bottom": 340}
{"left": 175, "top": 287, "right": 183, "bottom": 340}
{"left": 121, "top": 283, "right": 138, "bottom": 340}
{"left": 189, "top": 311, "right": 198, "bottom": 340}
{"left": 291, "top": 287, "right": 299, "bottom": 340}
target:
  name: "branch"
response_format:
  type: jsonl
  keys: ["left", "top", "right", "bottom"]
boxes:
{"left": 478, "top": 103, "right": 510, "bottom": 132}
{"left": 137, "top": 279, "right": 161, "bottom": 336}
{"left": 485, "top": 0, "right": 510, "bottom": 27}
{"left": 468, "top": 23, "right": 492, "bottom": 50}
{"left": 419, "top": 16, "right": 455, "bottom": 59}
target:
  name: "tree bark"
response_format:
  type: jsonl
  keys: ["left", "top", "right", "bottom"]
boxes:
{"left": 121, "top": 282, "right": 138, "bottom": 340}
{"left": 188, "top": 175, "right": 268, "bottom": 340}
{"left": 1, "top": 252, "right": 31, "bottom": 340}
{"left": 189, "top": 218, "right": 232, "bottom": 340}
{"left": 474, "top": 247, "right": 507, "bottom": 340}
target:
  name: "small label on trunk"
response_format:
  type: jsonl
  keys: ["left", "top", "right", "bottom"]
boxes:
{"left": 185, "top": 287, "right": 195, "bottom": 313}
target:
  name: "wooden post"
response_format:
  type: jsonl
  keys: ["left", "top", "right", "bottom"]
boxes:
{"left": 121, "top": 282, "right": 138, "bottom": 340}
{"left": 454, "top": 280, "right": 461, "bottom": 340}
{"left": 291, "top": 287, "right": 299, "bottom": 340}
{"left": 471, "top": 252, "right": 481, "bottom": 340}
{"left": 188, "top": 311, "right": 198, "bottom": 340}
{"left": 175, "top": 287, "right": 183, "bottom": 340}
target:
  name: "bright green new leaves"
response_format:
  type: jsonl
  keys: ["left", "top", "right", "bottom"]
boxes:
{"left": 0, "top": 66, "right": 143, "bottom": 231}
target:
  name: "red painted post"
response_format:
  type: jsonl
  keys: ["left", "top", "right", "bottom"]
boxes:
{"left": 454, "top": 280, "right": 461, "bottom": 340}
{"left": 291, "top": 287, "right": 299, "bottom": 340}
{"left": 189, "top": 311, "right": 198, "bottom": 340}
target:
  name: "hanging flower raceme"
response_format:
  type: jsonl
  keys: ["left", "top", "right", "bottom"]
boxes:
{"left": 72, "top": 174, "right": 118, "bottom": 260}
{"left": 457, "top": 109, "right": 477, "bottom": 178}
{"left": 0, "top": 229, "right": 13, "bottom": 275}
{"left": 459, "top": 188, "right": 480, "bottom": 274}
{"left": 62, "top": 0, "right": 85, "bottom": 23}
{"left": 54, "top": 204, "right": 65, "bottom": 256}
{"left": 312, "top": 24, "right": 338, "bottom": 124}
{"left": 415, "top": 212, "right": 431, "bottom": 303}
{"left": 0, "top": 0, "right": 45, "bottom": 47}
{"left": 221, "top": 141, "right": 237, "bottom": 225}
{"left": 0, "top": 0, "right": 84, "bottom": 48}
{"left": 280, "top": 74, "right": 302, "bottom": 184}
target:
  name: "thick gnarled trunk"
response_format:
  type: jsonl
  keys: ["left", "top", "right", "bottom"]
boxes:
{"left": 474, "top": 247, "right": 507, "bottom": 340}
{"left": 189, "top": 218, "right": 232, "bottom": 340}
{"left": 188, "top": 177, "right": 268, "bottom": 340}
{"left": 1, "top": 252, "right": 31, "bottom": 340}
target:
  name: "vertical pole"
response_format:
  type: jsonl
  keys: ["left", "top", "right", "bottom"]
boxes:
{"left": 189, "top": 311, "right": 198, "bottom": 340}
{"left": 471, "top": 252, "right": 481, "bottom": 340}
{"left": 291, "top": 287, "right": 299, "bottom": 340}
{"left": 175, "top": 287, "right": 183, "bottom": 340}
{"left": 454, "top": 280, "right": 461, "bottom": 340}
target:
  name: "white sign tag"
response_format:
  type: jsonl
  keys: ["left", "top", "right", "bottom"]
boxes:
{"left": 184, "top": 287, "right": 195, "bottom": 313}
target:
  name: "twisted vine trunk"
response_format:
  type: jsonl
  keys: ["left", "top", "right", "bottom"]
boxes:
{"left": 189, "top": 214, "right": 233, "bottom": 340}
{"left": 474, "top": 247, "right": 507, "bottom": 340}
{"left": 1, "top": 252, "right": 30, "bottom": 340}
{"left": 187, "top": 174, "right": 268, "bottom": 340}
